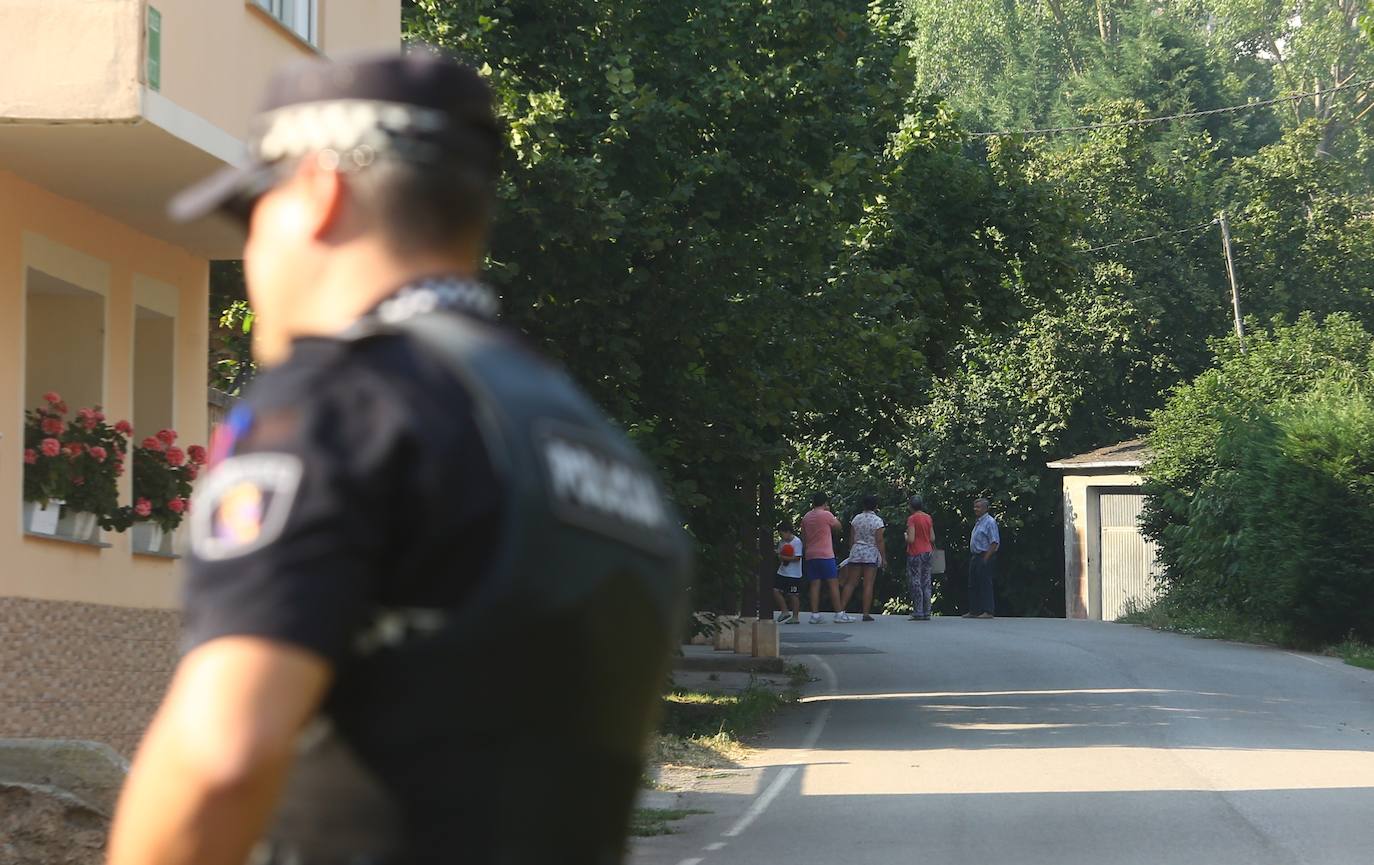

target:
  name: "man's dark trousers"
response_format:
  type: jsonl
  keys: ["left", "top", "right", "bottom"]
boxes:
{"left": 968, "top": 554, "right": 996, "bottom": 615}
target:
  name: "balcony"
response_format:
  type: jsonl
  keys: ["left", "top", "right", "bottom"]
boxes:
{"left": 0, "top": 0, "right": 400, "bottom": 259}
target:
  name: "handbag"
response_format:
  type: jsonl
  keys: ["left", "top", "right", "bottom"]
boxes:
{"left": 930, "top": 549, "right": 946, "bottom": 574}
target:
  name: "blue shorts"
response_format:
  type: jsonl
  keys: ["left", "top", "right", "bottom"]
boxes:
{"left": 803, "top": 557, "right": 838, "bottom": 581}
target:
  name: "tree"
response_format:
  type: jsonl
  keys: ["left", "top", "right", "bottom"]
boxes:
{"left": 1185, "top": 0, "right": 1374, "bottom": 159}
{"left": 406, "top": 0, "right": 1075, "bottom": 610}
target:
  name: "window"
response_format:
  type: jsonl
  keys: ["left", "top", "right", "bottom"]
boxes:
{"left": 254, "top": 0, "right": 317, "bottom": 46}
{"left": 133, "top": 306, "right": 176, "bottom": 442}
{"left": 25, "top": 269, "right": 105, "bottom": 414}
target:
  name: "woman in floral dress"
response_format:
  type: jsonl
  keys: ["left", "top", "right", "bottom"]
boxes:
{"left": 847, "top": 494, "right": 885, "bottom": 622}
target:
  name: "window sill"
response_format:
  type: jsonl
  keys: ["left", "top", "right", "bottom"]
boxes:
{"left": 133, "top": 549, "right": 182, "bottom": 561}
{"left": 24, "top": 531, "right": 112, "bottom": 550}
{"left": 245, "top": 2, "right": 321, "bottom": 54}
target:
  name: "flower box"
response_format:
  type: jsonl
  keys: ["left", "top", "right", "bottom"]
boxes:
{"left": 131, "top": 522, "right": 167, "bottom": 555}
{"left": 23, "top": 499, "right": 63, "bottom": 535}
{"left": 57, "top": 509, "right": 100, "bottom": 543}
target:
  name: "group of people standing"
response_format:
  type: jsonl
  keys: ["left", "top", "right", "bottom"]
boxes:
{"left": 772, "top": 493, "right": 1002, "bottom": 623}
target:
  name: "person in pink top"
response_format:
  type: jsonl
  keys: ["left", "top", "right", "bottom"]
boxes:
{"left": 801, "top": 493, "right": 854, "bottom": 624}
{"left": 905, "top": 495, "right": 936, "bottom": 620}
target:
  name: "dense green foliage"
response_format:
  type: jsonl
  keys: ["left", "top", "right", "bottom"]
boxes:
{"left": 404, "top": 0, "right": 1078, "bottom": 609}
{"left": 399, "top": 0, "right": 1374, "bottom": 616}
{"left": 1141, "top": 315, "right": 1374, "bottom": 645}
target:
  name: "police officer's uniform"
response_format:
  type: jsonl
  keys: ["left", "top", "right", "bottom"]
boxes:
{"left": 171, "top": 55, "right": 691, "bottom": 865}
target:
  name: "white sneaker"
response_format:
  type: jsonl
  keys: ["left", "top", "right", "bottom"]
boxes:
{"left": 834, "top": 613, "right": 855, "bottom": 623}
{"left": 775, "top": 611, "right": 789, "bottom": 623}
{"left": 809, "top": 613, "right": 823, "bottom": 624}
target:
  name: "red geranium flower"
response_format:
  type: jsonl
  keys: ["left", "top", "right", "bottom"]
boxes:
{"left": 23, "top": 449, "right": 37, "bottom": 465}
{"left": 134, "top": 498, "right": 153, "bottom": 518}
{"left": 43, "top": 391, "right": 61, "bottom": 405}
{"left": 156, "top": 429, "right": 177, "bottom": 446}
{"left": 40, "top": 438, "right": 61, "bottom": 458}
{"left": 185, "top": 465, "right": 199, "bottom": 481}
{"left": 63, "top": 442, "right": 84, "bottom": 458}
{"left": 141, "top": 436, "right": 165, "bottom": 452}
{"left": 89, "top": 446, "right": 108, "bottom": 462}
{"left": 165, "top": 447, "right": 186, "bottom": 467}
{"left": 114, "top": 420, "right": 133, "bottom": 435}
{"left": 53, "top": 401, "right": 68, "bottom": 415}
{"left": 167, "top": 497, "right": 187, "bottom": 514}
{"left": 41, "top": 417, "right": 65, "bottom": 436}
{"left": 187, "top": 445, "right": 208, "bottom": 466}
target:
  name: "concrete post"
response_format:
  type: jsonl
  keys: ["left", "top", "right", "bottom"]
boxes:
{"left": 733, "top": 620, "right": 755, "bottom": 655}
{"left": 752, "top": 621, "right": 780, "bottom": 658}
{"left": 714, "top": 618, "right": 738, "bottom": 651}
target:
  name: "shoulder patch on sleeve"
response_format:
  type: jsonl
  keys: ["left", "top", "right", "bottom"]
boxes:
{"left": 191, "top": 453, "right": 305, "bottom": 561}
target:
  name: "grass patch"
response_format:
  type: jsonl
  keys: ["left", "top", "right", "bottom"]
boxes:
{"left": 649, "top": 682, "right": 798, "bottom": 768}
{"left": 659, "top": 684, "right": 796, "bottom": 739}
{"left": 1331, "top": 639, "right": 1374, "bottom": 671}
{"left": 1119, "top": 599, "right": 1374, "bottom": 670}
{"left": 1116, "top": 600, "right": 1287, "bottom": 645}
{"left": 628, "top": 807, "right": 710, "bottom": 837}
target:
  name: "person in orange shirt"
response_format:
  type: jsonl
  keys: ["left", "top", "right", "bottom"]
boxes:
{"left": 905, "top": 495, "right": 936, "bottom": 620}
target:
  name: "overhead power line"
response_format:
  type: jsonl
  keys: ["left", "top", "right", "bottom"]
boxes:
{"left": 971, "top": 78, "right": 1374, "bottom": 138}
{"left": 1082, "top": 219, "right": 1217, "bottom": 253}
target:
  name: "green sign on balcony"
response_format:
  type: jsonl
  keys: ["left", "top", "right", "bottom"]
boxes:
{"left": 147, "top": 6, "right": 161, "bottom": 91}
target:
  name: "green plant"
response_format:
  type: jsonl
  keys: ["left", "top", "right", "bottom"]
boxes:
{"left": 22, "top": 393, "right": 72, "bottom": 506}
{"left": 783, "top": 662, "right": 811, "bottom": 688}
{"left": 109, "top": 430, "right": 207, "bottom": 532}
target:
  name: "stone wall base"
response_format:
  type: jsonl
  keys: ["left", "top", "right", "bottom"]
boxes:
{"left": 0, "top": 597, "right": 180, "bottom": 758}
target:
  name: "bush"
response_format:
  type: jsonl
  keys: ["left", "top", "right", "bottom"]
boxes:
{"left": 1144, "top": 314, "right": 1374, "bottom": 646}
{"left": 1228, "top": 386, "right": 1374, "bottom": 644}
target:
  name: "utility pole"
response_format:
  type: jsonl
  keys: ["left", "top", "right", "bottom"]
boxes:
{"left": 1218, "top": 211, "right": 1245, "bottom": 353}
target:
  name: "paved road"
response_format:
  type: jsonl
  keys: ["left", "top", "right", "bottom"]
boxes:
{"left": 632, "top": 616, "right": 1374, "bottom": 865}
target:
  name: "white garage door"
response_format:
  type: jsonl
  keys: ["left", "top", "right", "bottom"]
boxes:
{"left": 1099, "top": 491, "right": 1159, "bottom": 621}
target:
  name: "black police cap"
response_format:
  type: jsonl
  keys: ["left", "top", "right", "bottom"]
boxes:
{"left": 169, "top": 50, "right": 501, "bottom": 224}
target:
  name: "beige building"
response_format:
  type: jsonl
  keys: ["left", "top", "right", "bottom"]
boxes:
{"left": 0, "top": 0, "right": 400, "bottom": 758}
{"left": 1048, "top": 440, "right": 1161, "bottom": 622}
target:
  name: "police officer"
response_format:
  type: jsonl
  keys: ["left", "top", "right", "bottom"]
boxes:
{"left": 108, "top": 52, "right": 691, "bottom": 865}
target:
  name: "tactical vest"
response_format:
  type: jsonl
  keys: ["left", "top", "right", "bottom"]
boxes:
{"left": 253, "top": 311, "right": 692, "bottom": 865}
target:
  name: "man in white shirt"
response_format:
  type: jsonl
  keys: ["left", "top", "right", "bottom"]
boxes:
{"left": 965, "top": 497, "right": 1000, "bottom": 619}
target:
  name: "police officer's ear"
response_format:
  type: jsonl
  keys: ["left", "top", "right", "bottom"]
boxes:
{"left": 261, "top": 153, "right": 350, "bottom": 245}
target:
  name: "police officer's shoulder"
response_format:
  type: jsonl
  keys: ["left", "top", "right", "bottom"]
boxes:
{"left": 253, "top": 328, "right": 461, "bottom": 405}
{"left": 234, "top": 328, "right": 474, "bottom": 461}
